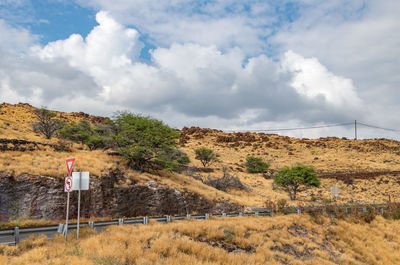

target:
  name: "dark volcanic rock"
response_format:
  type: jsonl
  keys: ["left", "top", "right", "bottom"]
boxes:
{"left": 0, "top": 170, "right": 235, "bottom": 222}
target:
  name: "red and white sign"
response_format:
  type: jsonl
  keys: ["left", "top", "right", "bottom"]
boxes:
{"left": 66, "top": 158, "right": 75, "bottom": 176}
{"left": 65, "top": 177, "right": 73, "bottom": 192}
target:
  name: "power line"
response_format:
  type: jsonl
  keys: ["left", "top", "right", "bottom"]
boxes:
{"left": 357, "top": 122, "right": 400, "bottom": 132}
{"left": 225, "top": 122, "right": 354, "bottom": 132}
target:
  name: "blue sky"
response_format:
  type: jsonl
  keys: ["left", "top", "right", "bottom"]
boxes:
{"left": 1, "top": 0, "right": 399, "bottom": 139}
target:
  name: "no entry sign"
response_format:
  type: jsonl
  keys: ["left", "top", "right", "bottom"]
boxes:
{"left": 65, "top": 177, "right": 73, "bottom": 192}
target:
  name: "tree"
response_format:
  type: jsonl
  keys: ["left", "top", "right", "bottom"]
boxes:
{"left": 245, "top": 156, "right": 269, "bottom": 173}
{"left": 112, "top": 112, "right": 180, "bottom": 171}
{"left": 194, "top": 148, "right": 218, "bottom": 167}
{"left": 273, "top": 163, "right": 320, "bottom": 200}
{"left": 32, "top": 107, "right": 63, "bottom": 139}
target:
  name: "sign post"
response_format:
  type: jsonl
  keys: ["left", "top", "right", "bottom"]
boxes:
{"left": 72, "top": 171, "right": 89, "bottom": 240}
{"left": 64, "top": 158, "right": 75, "bottom": 241}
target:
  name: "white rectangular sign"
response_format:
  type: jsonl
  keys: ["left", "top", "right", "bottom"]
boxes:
{"left": 330, "top": 186, "right": 338, "bottom": 197}
{"left": 72, "top": 172, "right": 90, "bottom": 190}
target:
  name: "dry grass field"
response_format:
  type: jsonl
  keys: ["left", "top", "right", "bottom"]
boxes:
{"left": 1, "top": 102, "right": 400, "bottom": 207}
{"left": 1, "top": 214, "right": 400, "bottom": 265}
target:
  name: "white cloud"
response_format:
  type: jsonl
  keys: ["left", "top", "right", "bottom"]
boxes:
{"left": 0, "top": 18, "right": 36, "bottom": 56}
{"left": 281, "top": 50, "right": 362, "bottom": 109}
{"left": 1, "top": 10, "right": 387, "bottom": 139}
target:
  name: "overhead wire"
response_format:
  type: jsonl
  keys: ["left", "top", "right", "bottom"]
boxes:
{"left": 357, "top": 122, "right": 400, "bottom": 132}
{"left": 225, "top": 122, "right": 354, "bottom": 132}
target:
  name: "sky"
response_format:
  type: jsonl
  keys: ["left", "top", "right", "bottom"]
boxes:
{"left": 0, "top": 0, "right": 399, "bottom": 139}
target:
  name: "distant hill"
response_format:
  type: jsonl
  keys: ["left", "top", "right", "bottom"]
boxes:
{"left": 1, "top": 102, "right": 400, "bottom": 213}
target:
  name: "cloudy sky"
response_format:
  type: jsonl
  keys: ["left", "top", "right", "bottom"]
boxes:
{"left": 1, "top": 0, "right": 399, "bottom": 139}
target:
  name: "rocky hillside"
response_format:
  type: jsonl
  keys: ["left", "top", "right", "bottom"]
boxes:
{"left": 1, "top": 103, "right": 400, "bottom": 221}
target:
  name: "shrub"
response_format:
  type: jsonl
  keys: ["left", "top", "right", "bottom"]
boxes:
{"left": 245, "top": 156, "right": 269, "bottom": 173}
{"left": 203, "top": 175, "right": 248, "bottom": 192}
{"left": 194, "top": 148, "right": 218, "bottom": 167}
{"left": 273, "top": 163, "right": 320, "bottom": 200}
{"left": 276, "top": 198, "right": 288, "bottom": 208}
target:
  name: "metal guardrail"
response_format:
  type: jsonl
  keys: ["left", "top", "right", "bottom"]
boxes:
{"left": 0, "top": 203, "right": 394, "bottom": 246}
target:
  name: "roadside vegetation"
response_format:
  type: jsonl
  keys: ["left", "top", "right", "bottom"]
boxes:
{"left": 1, "top": 214, "right": 400, "bottom": 264}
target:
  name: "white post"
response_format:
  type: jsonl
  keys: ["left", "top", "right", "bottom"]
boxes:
{"left": 65, "top": 191, "right": 70, "bottom": 241}
{"left": 77, "top": 172, "right": 81, "bottom": 240}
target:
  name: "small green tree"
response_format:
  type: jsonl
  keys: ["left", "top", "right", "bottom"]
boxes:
{"left": 245, "top": 156, "right": 269, "bottom": 173}
{"left": 32, "top": 107, "right": 63, "bottom": 139}
{"left": 194, "top": 148, "right": 218, "bottom": 167}
{"left": 273, "top": 163, "right": 320, "bottom": 200}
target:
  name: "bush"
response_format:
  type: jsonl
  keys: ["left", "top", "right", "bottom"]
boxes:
{"left": 273, "top": 163, "right": 320, "bottom": 200}
{"left": 194, "top": 148, "right": 218, "bottom": 167}
{"left": 245, "top": 156, "right": 269, "bottom": 173}
{"left": 203, "top": 174, "right": 248, "bottom": 192}
{"left": 276, "top": 198, "right": 288, "bottom": 208}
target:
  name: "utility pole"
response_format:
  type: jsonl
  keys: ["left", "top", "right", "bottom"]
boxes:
{"left": 354, "top": 120, "right": 357, "bottom": 140}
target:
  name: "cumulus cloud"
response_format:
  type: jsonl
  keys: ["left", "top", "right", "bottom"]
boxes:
{"left": 0, "top": 10, "right": 370, "bottom": 138}
{"left": 282, "top": 50, "right": 362, "bottom": 109}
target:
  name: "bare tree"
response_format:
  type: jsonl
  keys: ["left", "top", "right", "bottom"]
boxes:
{"left": 32, "top": 107, "right": 62, "bottom": 139}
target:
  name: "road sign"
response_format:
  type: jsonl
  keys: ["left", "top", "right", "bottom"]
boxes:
{"left": 66, "top": 158, "right": 75, "bottom": 176}
{"left": 64, "top": 177, "right": 73, "bottom": 192}
{"left": 330, "top": 186, "right": 339, "bottom": 197}
{"left": 72, "top": 172, "right": 90, "bottom": 190}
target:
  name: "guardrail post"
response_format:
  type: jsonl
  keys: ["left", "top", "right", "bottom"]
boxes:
{"left": 270, "top": 209, "right": 274, "bottom": 217}
{"left": 88, "top": 221, "right": 95, "bottom": 229}
{"left": 222, "top": 213, "right": 226, "bottom": 217}
{"left": 57, "top": 224, "right": 64, "bottom": 233}
{"left": 166, "top": 215, "right": 171, "bottom": 222}
{"left": 296, "top": 208, "right": 301, "bottom": 214}
{"left": 14, "top": 227, "right": 19, "bottom": 245}
{"left": 380, "top": 208, "right": 384, "bottom": 215}
{"left": 362, "top": 207, "right": 367, "bottom": 213}
{"left": 118, "top": 218, "right": 124, "bottom": 225}
{"left": 239, "top": 212, "right": 243, "bottom": 216}
{"left": 143, "top": 217, "right": 149, "bottom": 224}
{"left": 205, "top": 213, "right": 209, "bottom": 220}
{"left": 186, "top": 214, "right": 191, "bottom": 219}
{"left": 255, "top": 211, "right": 259, "bottom": 216}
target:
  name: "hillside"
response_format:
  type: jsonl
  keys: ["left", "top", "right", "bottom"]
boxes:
{"left": 1, "top": 102, "right": 400, "bottom": 214}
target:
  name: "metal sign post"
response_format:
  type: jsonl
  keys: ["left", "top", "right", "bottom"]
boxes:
{"left": 72, "top": 171, "right": 89, "bottom": 240}
{"left": 77, "top": 172, "right": 81, "bottom": 240}
{"left": 64, "top": 158, "right": 75, "bottom": 241}
{"left": 64, "top": 176, "right": 73, "bottom": 241}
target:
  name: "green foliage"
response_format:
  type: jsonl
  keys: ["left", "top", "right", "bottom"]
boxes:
{"left": 112, "top": 112, "right": 180, "bottom": 171}
{"left": 58, "top": 120, "right": 112, "bottom": 150}
{"left": 58, "top": 112, "right": 183, "bottom": 171}
{"left": 194, "top": 148, "right": 218, "bottom": 167}
{"left": 273, "top": 163, "right": 320, "bottom": 200}
{"left": 32, "top": 107, "right": 63, "bottom": 139}
{"left": 245, "top": 156, "right": 269, "bottom": 173}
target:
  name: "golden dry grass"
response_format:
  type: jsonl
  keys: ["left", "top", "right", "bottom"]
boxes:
{"left": 0, "top": 215, "right": 399, "bottom": 264}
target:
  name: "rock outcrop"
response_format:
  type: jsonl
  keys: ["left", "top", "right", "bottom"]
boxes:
{"left": 0, "top": 170, "right": 239, "bottom": 222}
